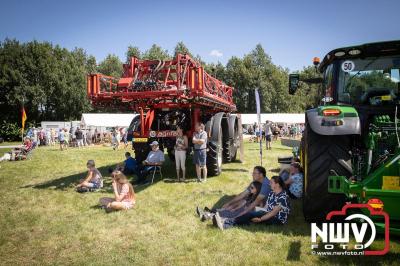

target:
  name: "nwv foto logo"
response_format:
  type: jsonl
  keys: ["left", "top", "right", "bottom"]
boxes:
{"left": 310, "top": 204, "right": 390, "bottom": 256}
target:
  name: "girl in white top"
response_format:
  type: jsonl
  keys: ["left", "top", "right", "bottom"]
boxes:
{"left": 174, "top": 127, "right": 188, "bottom": 182}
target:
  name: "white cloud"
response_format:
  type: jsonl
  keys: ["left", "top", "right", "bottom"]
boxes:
{"left": 209, "top": 49, "right": 223, "bottom": 57}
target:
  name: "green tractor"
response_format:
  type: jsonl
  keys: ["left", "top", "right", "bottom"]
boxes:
{"left": 289, "top": 40, "right": 400, "bottom": 235}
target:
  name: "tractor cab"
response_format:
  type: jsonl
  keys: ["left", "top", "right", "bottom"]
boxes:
{"left": 290, "top": 40, "right": 400, "bottom": 107}
{"left": 289, "top": 40, "right": 400, "bottom": 236}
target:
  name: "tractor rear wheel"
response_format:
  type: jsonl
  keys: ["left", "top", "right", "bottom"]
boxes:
{"left": 132, "top": 142, "right": 150, "bottom": 164}
{"left": 223, "top": 115, "right": 239, "bottom": 162}
{"left": 167, "top": 149, "right": 175, "bottom": 162}
{"left": 302, "top": 122, "right": 352, "bottom": 222}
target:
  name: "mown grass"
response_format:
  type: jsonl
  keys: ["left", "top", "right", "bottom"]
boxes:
{"left": 0, "top": 141, "right": 399, "bottom": 265}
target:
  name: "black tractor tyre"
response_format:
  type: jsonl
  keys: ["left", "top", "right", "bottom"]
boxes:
{"left": 207, "top": 122, "right": 223, "bottom": 176}
{"left": 127, "top": 115, "right": 141, "bottom": 142}
{"left": 302, "top": 122, "right": 352, "bottom": 222}
{"left": 222, "top": 117, "right": 232, "bottom": 163}
{"left": 167, "top": 149, "right": 175, "bottom": 162}
{"left": 228, "top": 115, "right": 239, "bottom": 162}
{"left": 132, "top": 142, "right": 150, "bottom": 164}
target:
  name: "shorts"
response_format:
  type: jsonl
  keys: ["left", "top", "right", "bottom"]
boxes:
{"left": 266, "top": 135, "right": 272, "bottom": 142}
{"left": 175, "top": 150, "right": 186, "bottom": 170}
{"left": 87, "top": 182, "right": 101, "bottom": 189}
{"left": 60, "top": 140, "right": 65, "bottom": 144}
{"left": 193, "top": 149, "right": 207, "bottom": 167}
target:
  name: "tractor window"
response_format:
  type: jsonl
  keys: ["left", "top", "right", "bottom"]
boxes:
{"left": 323, "top": 64, "right": 334, "bottom": 100}
{"left": 338, "top": 56, "right": 400, "bottom": 105}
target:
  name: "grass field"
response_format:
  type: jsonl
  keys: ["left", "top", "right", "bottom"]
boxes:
{"left": 0, "top": 141, "right": 399, "bottom": 265}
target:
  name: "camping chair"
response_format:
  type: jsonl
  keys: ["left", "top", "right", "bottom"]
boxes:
{"left": 24, "top": 141, "right": 37, "bottom": 160}
{"left": 150, "top": 165, "right": 163, "bottom": 184}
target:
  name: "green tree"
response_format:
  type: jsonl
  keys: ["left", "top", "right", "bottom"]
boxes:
{"left": 173, "top": 42, "right": 193, "bottom": 58}
{"left": 0, "top": 39, "right": 92, "bottom": 139}
{"left": 126, "top": 45, "right": 141, "bottom": 62}
{"left": 97, "top": 54, "right": 123, "bottom": 77}
{"left": 142, "top": 44, "right": 170, "bottom": 60}
{"left": 86, "top": 55, "right": 97, "bottom": 73}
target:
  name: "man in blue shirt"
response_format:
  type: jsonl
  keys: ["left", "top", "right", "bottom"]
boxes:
{"left": 122, "top": 152, "right": 137, "bottom": 176}
{"left": 215, "top": 175, "right": 290, "bottom": 230}
{"left": 196, "top": 166, "right": 271, "bottom": 221}
{"left": 135, "top": 141, "right": 165, "bottom": 184}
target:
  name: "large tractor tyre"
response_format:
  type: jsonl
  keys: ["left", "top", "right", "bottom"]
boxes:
{"left": 127, "top": 115, "right": 141, "bottom": 142}
{"left": 132, "top": 142, "right": 150, "bottom": 164}
{"left": 302, "top": 123, "right": 352, "bottom": 222}
{"left": 167, "top": 149, "right": 175, "bottom": 162}
{"left": 207, "top": 113, "right": 224, "bottom": 176}
{"left": 228, "top": 115, "right": 239, "bottom": 162}
{"left": 221, "top": 116, "right": 232, "bottom": 163}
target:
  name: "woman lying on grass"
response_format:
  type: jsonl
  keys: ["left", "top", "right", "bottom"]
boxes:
{"left": 99, "top": 171, "right": 136, "bottom": 212}
{"left": 215, "top": 175, "right": 290, "bottom": 230}
{"left": 76, "top": 160, "right": 103, "bottom": 192}
{"left": 198, "top": 181, "right": 263, "bottom": 221}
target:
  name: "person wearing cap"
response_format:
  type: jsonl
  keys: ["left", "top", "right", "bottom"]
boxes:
{"left": 136, "top": 141, "right": 165, "bottom": 184}
{"left": 284, "top": 162, "right": 303, "bottom": 199}
{"left": 192, "top": 122, "right": 208, "bottom": 182}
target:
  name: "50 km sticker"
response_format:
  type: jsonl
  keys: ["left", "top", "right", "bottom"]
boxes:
{"left": 342, "top": 60, "right": 355, "bottom": 72}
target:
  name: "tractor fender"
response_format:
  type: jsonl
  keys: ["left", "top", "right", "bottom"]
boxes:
{"left": 228, "top": 114, "right": 237, "bottom": 140}
{"left": 306, "top": 108, "right": 361, "bottom": 135}
{"left": 210, "top": 112, "right": 228, "bottom": 142}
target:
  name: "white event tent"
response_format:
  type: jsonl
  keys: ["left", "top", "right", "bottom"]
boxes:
{"left": 240, "top": 113, "right": 304, "bottom": 125}
{"left": 80, "top": 113, "right": 137, "bottom": 130}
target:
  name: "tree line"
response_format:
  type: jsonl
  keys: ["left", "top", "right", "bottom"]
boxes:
{"left": 0, "top": 39, "right": 320, "bottom": 140}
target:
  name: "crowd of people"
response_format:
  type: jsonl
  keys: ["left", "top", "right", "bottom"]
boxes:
{"left": 7, "top": 121, "right": 305, "bottom": 230}
{"left": 246, "top": 120, "right": 305, "bottom": 146}
{"left": 23, "top": 126, "right": 129, "bottom": 151}
{"left": 196, "top": 161, "right": 303, "bottom": 230}
{"left": 107, "top": 122, "right": 208, "bottom": 185}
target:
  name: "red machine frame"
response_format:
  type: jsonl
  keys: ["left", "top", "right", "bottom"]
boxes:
{"left": 87, "top": 54, "right": 236, "bottom": 112}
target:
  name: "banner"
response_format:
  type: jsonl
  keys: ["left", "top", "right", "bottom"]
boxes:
{"left": 255, "top": 89, "right": 262, "bottom": 165}
{"left": 21, "top": 107, "right": 27, "bottom": 131}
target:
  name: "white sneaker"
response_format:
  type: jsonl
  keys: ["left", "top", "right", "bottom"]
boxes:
{"left": 215, "top": 212, "right": 225, "bottom": 230}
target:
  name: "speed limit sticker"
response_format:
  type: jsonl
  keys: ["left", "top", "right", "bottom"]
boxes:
{"left": 341, "top": 60, "right": 355, "bottom": 72}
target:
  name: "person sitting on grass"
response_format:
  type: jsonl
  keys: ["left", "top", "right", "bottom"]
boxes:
{"left": 214, "top": 175, "right": 290, "bottom": 230}
{"left": 99, "top": 171, "right": 136, "bottom": 212}
{"left": 135, "top": 141, "right": 165, "bottom": 184}
{"left": 76, "top": 160, "right": 103, "bottom": 192}
{"left": 198, "top": 181, "right": 262, "bottom": 221}
{"left": 196, "top": 166, "right": 271, "bottom": 220}
{"left": 284, "top": 162, "right": 303, "bottom": 199}
{"left": 122, "top": 152, "right": 138, "bottom": 176}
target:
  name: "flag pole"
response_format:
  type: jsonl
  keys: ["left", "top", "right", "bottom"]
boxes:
{"left": 255, "top": 89, "right": 262, "bottom": 166}
{"left": 21, "top": 96, "right": 26, "bottom": 143}
{"left": 21, "top": 99, "right": 24, "bottom": 143}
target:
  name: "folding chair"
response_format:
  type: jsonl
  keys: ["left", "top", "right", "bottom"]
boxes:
{"left": 150, "top": 166, "right": 163, "bottom": 184}
{"left": 25, "top": 142, "right": 38, "bottom": 160}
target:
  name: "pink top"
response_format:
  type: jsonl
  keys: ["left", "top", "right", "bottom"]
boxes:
{"left": 118, "top": 183, "right": 135, "bottom": 203}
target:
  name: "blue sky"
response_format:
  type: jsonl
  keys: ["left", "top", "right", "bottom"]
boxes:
{"left": 0, "top": 0, "right": 399, "bottom": 71}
